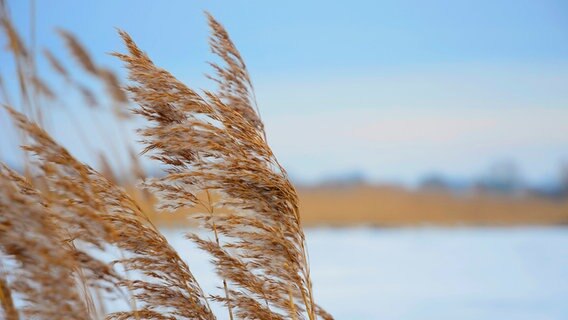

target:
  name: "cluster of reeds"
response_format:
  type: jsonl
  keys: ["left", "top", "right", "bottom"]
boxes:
{"left": 0, "top": 3, "right": 332, "bottom": 320}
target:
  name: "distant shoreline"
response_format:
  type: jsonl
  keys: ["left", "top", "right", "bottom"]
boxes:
{"left": 131, "top": 184, "right": 568, "bottom": 227}
{"left": 297, "top": 184, "right": 568, "bottom": 227}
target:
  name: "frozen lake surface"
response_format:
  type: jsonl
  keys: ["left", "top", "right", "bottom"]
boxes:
{"left": 163, "top": 227, "right": 568, "bottom": 320}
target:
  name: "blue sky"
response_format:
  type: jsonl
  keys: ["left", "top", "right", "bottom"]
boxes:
{"left": 1, "top": 0, "right": 568, "bottom": 185}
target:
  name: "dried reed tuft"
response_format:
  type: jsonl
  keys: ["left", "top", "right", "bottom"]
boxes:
{"left": 205, "top": 12, "right": 263, "bottom": 133}
{"left": 114, "top": 14, "right": 332, "bottom": 320}
{"left": 4, "top": 106, "right": 215, "bottom": 320}
{"left": 57, "top": 30, "right": 129, "bottom": 105}
{"left": 43, "top": 48, "right": 70, "bottom": 80}
{"left": 57, "top": 29, "right": 98, "bottom": 75}
{"left": 0, "top": 7, "right": 333, "bottom": 320}
{"left": 0, "top": 164, "right": 91, "bottom": 319}
{"left": 0, "top": 16, "right": 28, "bottom": 58}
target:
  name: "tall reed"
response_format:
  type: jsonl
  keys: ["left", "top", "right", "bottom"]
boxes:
{"left": 0, "top": 4, "right": 332, "bottom": 319}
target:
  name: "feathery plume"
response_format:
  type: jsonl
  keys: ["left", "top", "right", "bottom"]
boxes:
{"left": 43, "top": 48, "right": 71, "bottom": 81}
{"left": 4, "top": 106, "right": 215, "bottom": 320}
{"left": 205, "top": 12, "right": 263, "bottom": 132}
{"left": 0, "top": 165, "right": 91, "bottom": 319}
{"left": 57, "top": 29, "right": 98, "bottom": 75}
{"left": 115, "top": 17, "right": 332, "bottom": 318}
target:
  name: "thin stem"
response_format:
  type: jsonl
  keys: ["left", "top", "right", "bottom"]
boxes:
{"left": 288, "top": 284, "right": 298, "bottom": 320}
{"left": 206, "top": 189, "right": 234, "bottom": 320}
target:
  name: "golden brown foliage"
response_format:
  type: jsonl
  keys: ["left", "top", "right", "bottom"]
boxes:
{"left": 4, "top": 106, "right": 215, "bottom": 320}
{"left": 205, "top": 12, "right": 263, "bottom": 132}
{"left": 114, "top": 14, "right": 331, "bottom": 320}
{"left": 0, "top": 7, "right": 331, "bottom": 320}
{"left": 0, "top": 165, "right": 91, "bottom": 319}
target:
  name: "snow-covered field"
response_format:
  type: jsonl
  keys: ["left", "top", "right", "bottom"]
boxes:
{"left": 164, "top": 227, "right": 568, "bottom": 320}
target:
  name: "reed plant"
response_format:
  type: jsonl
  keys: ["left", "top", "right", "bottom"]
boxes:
{"left": 0, "top": 3, "right": 332, "bottom": 319}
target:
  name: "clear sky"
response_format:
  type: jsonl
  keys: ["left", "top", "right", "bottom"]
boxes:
{"left": 1, "top": 0, "right": 568, "bottom": 186}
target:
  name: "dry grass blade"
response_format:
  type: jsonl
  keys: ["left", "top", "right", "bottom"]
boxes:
{"left": 0, "top": 17, "right": 28, "bottom": 58}
{"left": 57, "top": 30, "right": 129, "bottom": 107}
{"left": 98, "top": 152, "right": 118, "bottom": 184}
{"left": 77, "top": 83, "right": 99, "bottom": 107}
{"left": 57, "top": 29, "right": 98, "bottom": 75}
{"left": 30, "top": 75, "right": 55, "bottom": 100}
{"left": 43, "top": 48, "right": 70, "bottom": 81}
{"left": 98, "top": 68, "right": 129, "bottom": 104}
{"left": 0, "top": 15, "right": 32, "bottom": 116}
{"left": 0, "top": 276, "right": 18, "bottom": 320}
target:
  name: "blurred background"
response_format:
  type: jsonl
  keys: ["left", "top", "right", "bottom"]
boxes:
{"left": 1, "top": 1, "right": 568, "bottom": 319}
